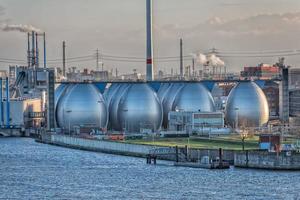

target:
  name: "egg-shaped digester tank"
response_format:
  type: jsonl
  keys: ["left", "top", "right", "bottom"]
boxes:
{"left": 157, "top": 83, "right": 172, "bottom": 102}
{"left": 161, "top": 83, "right": 184, "bottom": 128}
{"left": 56, "top": 83, "right": 108, "bottom": 131}
{"left": 117, "top": 83, "right": 163, "bottom": 133}
{"left": 55, "top": 83, "right": 68, "bottom": 107}
{"left": 225, "top": 81, "right": 269, "bottom": 128}
{"left": 109, "top": 83, "right": 130, "bottom": 131}
{"left": 172, "top": 83, "right": 216, "bottom": 112}
{"left": 55, "top": 83, "right": 70, "bottom": 127}
{"left": 103, "top": 83, "right": 120, "bottom": 105}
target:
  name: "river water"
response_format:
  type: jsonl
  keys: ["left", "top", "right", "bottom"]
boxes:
{"left": 0, "top": 138, "right": 299, "bottom": 200}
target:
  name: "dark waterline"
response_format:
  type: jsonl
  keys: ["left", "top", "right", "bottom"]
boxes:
{"left": 0, "top": 138, "right": 299, "bottom": 200}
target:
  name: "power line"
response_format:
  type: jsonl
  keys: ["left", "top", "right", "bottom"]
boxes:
{"left": 1, "top": 47, "right": 300, "bottom": 66}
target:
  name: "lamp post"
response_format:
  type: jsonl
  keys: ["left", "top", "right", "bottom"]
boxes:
{"left": 241, "top": 129, "right": 247, "bottom": 151}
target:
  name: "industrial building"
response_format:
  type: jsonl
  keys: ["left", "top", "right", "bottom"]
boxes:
{"left": 289, "top": 88, "right": 300, "bottom": 134}
{"left": 2, "top": 98, "right": 43, "bottom": 128}
{"left": 289, "top": 68, "right": 300, "bottom": 89}
{"left": 241, "top": 63, "right": 280, "bottom": 80}
{"left": 168, "top": 111, "right": 225, "bottom": 134}
{"left": 255, "top": 80, "right": 279, "bottom": 117}
{"left": 2, "top": 0, "right": 298, "bottom": 139}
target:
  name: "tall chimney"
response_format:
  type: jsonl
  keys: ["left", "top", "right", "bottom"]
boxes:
{"left": 35, "top": 32, "right": 39, "bottom": 68}
{"left": 27, "top": 32, "right": 31, "bottom": 68}
{"left": 63, "top": 41, "right": 66, "bottom": 77}
{"left": 43, "top": 32, "right": 47, "bottom": 68}
{"left": 180, "top": 38, "right": 183, "bottom": 78}
{"left": 5, "top": 77, "right": 10, "bottom": 128}
{"left": 192, "top": 58, "right": 195, "bottom": 77}
{"left": 146, "top": 0, "right": 153, "bottom": 81}
{"left": 31, "top": 31, "right": 35, "bottom": 68}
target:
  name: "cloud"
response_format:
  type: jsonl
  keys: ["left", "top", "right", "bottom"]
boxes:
{"left": 0, "top": 6, "right": 4, "bottom": 15}
{"left": 203, "top": 12, "right": 300, "bottom": 37}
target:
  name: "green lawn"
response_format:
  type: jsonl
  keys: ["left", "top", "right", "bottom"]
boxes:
{"left": 125, "top": 136, "right": 259, "bottom": 150}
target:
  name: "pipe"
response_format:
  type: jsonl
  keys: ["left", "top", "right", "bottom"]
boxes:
{"left": 5, "top": 77, "right": 10, "bottom": 128}
{"left": 180, "top": 38, "right": 183, "bottom": 78}
{"left": 146, "top": 0, "right": 153, "bottom": 81}
{"left": 0, "top": 78, "right": 2, "bottom": 126}
{"left": 35, "top": 32, "right": 39, "bottom": 68}
{"left": 43, "top": 32, "right": 46, "bottom": 68}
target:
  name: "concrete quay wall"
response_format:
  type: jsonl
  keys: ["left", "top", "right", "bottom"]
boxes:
{"left": 234, "top": 151, "right": 300, "bottom": 170}
{"left": 50, "top": 134, "right": 153, "bottom": 157}
{"left": 39, "top": 134, "right": 235, "bottom": 162}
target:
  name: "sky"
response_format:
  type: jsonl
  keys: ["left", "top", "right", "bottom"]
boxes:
{"left": 0, "top": 0, "right": 300, "bottom": 75}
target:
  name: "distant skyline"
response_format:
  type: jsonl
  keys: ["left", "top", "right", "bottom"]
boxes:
{"left": 0, "top": 0, "right": 300, "bottom": 74}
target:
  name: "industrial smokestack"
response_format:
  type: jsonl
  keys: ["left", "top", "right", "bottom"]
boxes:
{"left": 5, "top": 77, "right": 9, "bottom": 128}
{"left": 27, "top": 32, "right": 31, "bottom": 68}
{"left": 43, "top": 32, "right": 46, "bottom": 68}
{"left": 31, "top": 31, "right": 35, "bottom": 68}
{"left": 180, "top": 38, "right": 183, "bottom": 78}
{"left": 63, "top": 41, "right": 66, "bottom": 77}
{"left": 146, "top": 0, "right": 153, "bottom": 81}
{"left": 192, "top": 58, "right": 195, "bottom": 77}
{"left": 35, "top": 32, "right": 39, "bottom": 68}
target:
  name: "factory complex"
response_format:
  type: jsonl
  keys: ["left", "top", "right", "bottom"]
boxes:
{"left": 0, "top": 0, "right": 299, "bottom": 145}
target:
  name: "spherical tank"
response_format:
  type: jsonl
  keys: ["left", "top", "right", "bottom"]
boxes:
{"left": 161, "top": 83, "right": 184, "bottom": 128}
{"left": 56, "top": 84, "right": 108, "bottom": 131}
{"left": 109, "top": 83, "right": 130, "bottom": 131}
{"left": 117, "top": 83, "right": 163, "bottom": 133}
{"left": 173, "top": 83, "right": 216, "bottom": 112}
{"left": 225, "top": 81, "right": 269, "bottom": 128}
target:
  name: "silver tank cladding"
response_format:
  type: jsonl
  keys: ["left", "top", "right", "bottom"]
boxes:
{"left": 56, "top": 83, "right": 108, "bottom": 130}
{"left": 225, "top": 81, "right": 269, "bottom": 128}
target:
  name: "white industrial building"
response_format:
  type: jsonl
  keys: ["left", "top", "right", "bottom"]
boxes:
{"left": 1, "top": 98, "right": 43, "bottom": 128}
{"left": 168, "top": 111, "right": 228, "bottom": 135}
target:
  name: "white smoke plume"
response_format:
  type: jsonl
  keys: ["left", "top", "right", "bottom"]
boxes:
{"left": 192, "top": 53, "right": 225, "bottom": 67}
{"left": 207, "top": 54, "right": 225, "bottom": 66}
{"left": 1, "top": 24, "right": 42, "bottom": 33}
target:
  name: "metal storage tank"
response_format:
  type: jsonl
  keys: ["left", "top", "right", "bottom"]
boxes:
{"left": 103, "top": 83, "right": 120, "bottom": 106}
{"left": 55, "top": 83, "right": 69, "bottom": 127}
{"left": 109, "top": 83, "right": 130, "bottom": 131}
{"left": 55, "top": 83, "right": 68, "bottom": 107}
{"left": 161, "top": 83, "right": 184, "bottom": 128}
{"left": 117, "top": 83, "right": 163, "bottom": 133}
{"left": 56, "top": 83, "right": 108, "bottom": 131}
{"left": 157, "top": 82, "right": 172, "bottom": 102}
{"left": 225, "top": 81, "right": 269, "bottom": 128}
{"left": 173, "top": 83, "right": 216, "bottom": 112}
